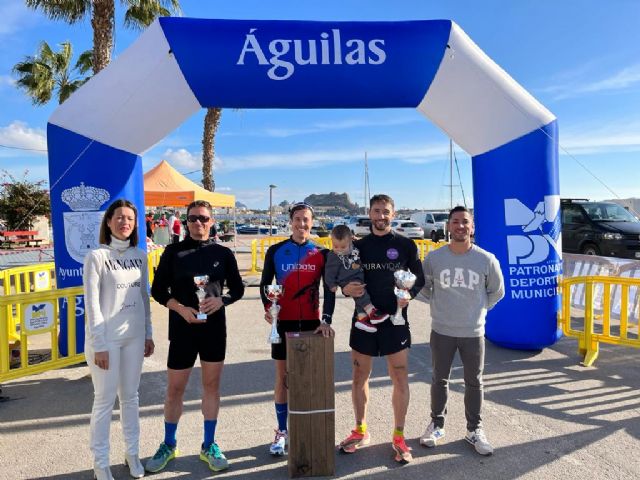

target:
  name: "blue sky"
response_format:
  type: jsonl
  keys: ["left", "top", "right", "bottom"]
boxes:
{"left": 1, "top": 0, "right": 639, "bottom": 210}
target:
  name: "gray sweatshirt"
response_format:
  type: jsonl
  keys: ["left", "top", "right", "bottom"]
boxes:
{"left": 83, "top": 237, "right": 152, "bottom": 352}
{"left": 421, "top": 244, "right": 504, "bottom": 338}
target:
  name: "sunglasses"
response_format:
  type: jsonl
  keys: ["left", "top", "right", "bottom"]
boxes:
{"left": 187, "top": 215, "right": 211, "bottom": 223}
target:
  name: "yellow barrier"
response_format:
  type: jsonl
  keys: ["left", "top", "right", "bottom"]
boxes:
{"left": 0, "top": 286, "right": 85, "bottom": 382}
{"left": 559, "top": 275, "right": 640, "bottom": 366}
{"left": 248, "top": 237, "right": 446, "bottom": 273}
{"left": 147, "top": 247, "right": 165, "bottom": 286}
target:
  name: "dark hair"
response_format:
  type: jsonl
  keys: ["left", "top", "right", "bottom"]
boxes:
{"left": 99, "top": 199, "right": 139, "bottom": 246}
{"left": 448, "top": 205, "right": 472, "bottom": 220}
{"left": 289, "top": 202, "right": 314, "bottom": 219}
{"left": 331, "top": 224, "right": 352, "bottom": 240}
{"left": 369, "top": 194, "right": 395, "bottom": 210}
{"left": 187, "top": 200, "right": 213, "bottom": 216}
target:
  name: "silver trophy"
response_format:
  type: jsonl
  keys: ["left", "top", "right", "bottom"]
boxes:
{"left": 264, "top": 285, "right": 285, "bottom": 344}
{"left": 193, "top": 275, "right": 210, "bottom": 321}
{"left": 391, "top": 270, "right": 417, "bottom": 325}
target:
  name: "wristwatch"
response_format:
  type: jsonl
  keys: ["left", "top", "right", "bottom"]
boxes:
{"left": 320, "top": 314, "right": 332, "bottom": 325}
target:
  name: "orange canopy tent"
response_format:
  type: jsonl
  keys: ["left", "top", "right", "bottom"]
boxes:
{"left": 143, "top": 160, "right": 235, "bottom": 208}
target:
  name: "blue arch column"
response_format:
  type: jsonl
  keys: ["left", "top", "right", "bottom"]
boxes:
{"left": 473, "top": 122, "right": 561, "bottom": 349}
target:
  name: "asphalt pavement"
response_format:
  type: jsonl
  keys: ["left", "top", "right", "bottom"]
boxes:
{"left": 1, "top": 261, "right": 639, "bottom": 479}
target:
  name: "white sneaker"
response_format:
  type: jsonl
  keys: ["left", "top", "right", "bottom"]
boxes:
{"left": 93, "top": 464, "right": 114, "bottom": 480}
{"left": 269, "top": 429, "right": 288, "bottom": 456}
{"left": 465, "top": 428, "right": 494, "bottom": 455}
{"left": 419, "top": 422, "right": 445, "bottom": 447}
{"left": 125, "top": 454, "right": 145, "bottom": 478}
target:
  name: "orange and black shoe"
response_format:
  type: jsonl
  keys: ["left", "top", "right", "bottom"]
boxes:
{"left": 392, "top": 434, "right": 413, "bottom": 464}
{"left": 338, "top": 429, "right": 371, "bottom": 454}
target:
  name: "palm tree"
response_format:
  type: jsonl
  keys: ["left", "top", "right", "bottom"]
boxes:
{"left": 13, "top": 41, "right": 92, "bottom": 105}
{"left": 202, "top": 107, "right": 222, "bottom": 192}
{"left": 25, "top": 0, "right": 181, "bottom": 74}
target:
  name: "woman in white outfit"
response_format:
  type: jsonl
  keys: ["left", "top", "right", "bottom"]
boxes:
{"left": 83, "top": 199, "right": 155, "bottom": 480}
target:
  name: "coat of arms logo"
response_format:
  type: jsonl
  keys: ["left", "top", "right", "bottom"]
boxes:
{"left": 61, "top": 183, "right": 110, "bottom": 264}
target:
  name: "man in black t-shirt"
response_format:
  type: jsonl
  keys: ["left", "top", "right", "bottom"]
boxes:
{"left": 338, "top": 194, "right": 425, "bottom": 464}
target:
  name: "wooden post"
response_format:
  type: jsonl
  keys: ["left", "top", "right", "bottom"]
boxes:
{"left": 286, "top": 331, "right": 335, "bottom": 478}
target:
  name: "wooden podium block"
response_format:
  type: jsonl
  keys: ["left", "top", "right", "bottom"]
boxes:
{"left": 286, "top": 331, "right": 335, "bottom": 478}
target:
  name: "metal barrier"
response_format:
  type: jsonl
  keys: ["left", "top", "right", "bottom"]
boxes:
{"left": 0, "top": 286, "right": 85, "bottom": 382}
{"left": 560, "top": 275, "right": 640, "bottom": 366}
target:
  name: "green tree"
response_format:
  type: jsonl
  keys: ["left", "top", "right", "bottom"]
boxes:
{"left": 13, "top": 41, "right": 92, "bottom": 105}
{"left": 25, "top": 0, "right": 181, "bottom": 74}
{"left": 0, "top": 171, "right": 51, "bottom": 230}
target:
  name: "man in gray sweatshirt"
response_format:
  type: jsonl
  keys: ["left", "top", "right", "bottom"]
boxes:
{"left": 419, "top": 206, "right": 504, "bottom": 455}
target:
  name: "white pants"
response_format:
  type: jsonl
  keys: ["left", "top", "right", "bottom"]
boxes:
{"left": 85, "top": 336, "right": 145, "bottom": 468}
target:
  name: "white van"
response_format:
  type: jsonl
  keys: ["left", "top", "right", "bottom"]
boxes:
{"left": 409, "top": 210, "right": 449, "bottom": 241}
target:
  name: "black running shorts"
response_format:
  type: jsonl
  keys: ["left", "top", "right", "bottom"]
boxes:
{"left": 271, "top": 319, "right": 320, "bottom": 360}
{"left": 349, "top": 321, "right": 411, "bottom": 357}
{"left": 167, "top": 322, "right": 226, "bottom": 369}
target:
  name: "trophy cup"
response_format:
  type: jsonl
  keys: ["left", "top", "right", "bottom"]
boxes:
{"left": 391, "top": 270, "right": 417, "bottom": 325}
{"left": 193, "top": 275, "right": 210, "bottom": 321}
{"left": 264, "top": 285, "right": 284, "bottom": 344}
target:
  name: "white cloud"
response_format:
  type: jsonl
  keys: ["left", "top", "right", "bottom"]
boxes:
{"left": 543, "top": 63, "right": 640, "bottom": 100}
{"left": 228, "top": 115, "right": 421, "bottom": 138}
{"left": 0, "top": 75, "right": 15, "bottom": 88}
{"left": 0, "top": 121, "right": 47, "bottom": 155}
{"left": 162, "top": 148, "right": 223, "bottom": 172}
{"left": 561, "top": 119, "right": 640, "bottom": 155}
{"left": 220, "top": 141, "right": 452, "bottom": 172}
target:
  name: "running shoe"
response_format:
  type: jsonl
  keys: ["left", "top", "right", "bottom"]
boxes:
{"left": 145, "top": 442, "right": 178, "bottom": 473}
{"left": 200, "top": 442, "right": 229, "bottom": 471}
{"left": 338, "top": 429, "right": 371, "bottom": 453}
{"left": 392, "top": 434, "right": 413, "bottom": 463}
{"left": 368, "top": 307, "right": 389, "bottom": 324}
{"left": 465, "top": 428, "right": 494, "bottom": 455}
{"left": 270, "top": 429, "right": 288, "bottom": 456}
{"left": 419, "top": 421, "right": 445, "bottom": 447}
{"left": 355, "top": 318, "right": 377, "bottom": 333}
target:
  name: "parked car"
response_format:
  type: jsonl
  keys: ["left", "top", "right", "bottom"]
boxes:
{"left": 409, "top": 210, "right": 449, "bottom": 241}
{"left": 390, "top": 220, "right": 424, "bottom": 239}
{"left": 348, "top": 215, "right": 371, "bottom": 237}
{"left": 561, "top": 199, "right": 640, "bottom": 259}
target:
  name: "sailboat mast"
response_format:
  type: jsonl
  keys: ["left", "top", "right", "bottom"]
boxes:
{"left": 449, "top": 139, "right": 453, "bottom": 210}
{"left": 364, "top": 152, "right": 370, "bottom": 214}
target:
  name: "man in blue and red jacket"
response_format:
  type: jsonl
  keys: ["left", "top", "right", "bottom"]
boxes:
{"left": 259, "top": 202, "right": 334, "bottom": 456}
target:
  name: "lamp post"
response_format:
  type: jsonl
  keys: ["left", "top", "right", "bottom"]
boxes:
{"left": 269, "top": 184, "right": 277, "bottom": 236}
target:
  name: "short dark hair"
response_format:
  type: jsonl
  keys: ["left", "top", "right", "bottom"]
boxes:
{"left": 370, "top": 194, "right": 394, "bottom": 210}
{"left": 331, "top": 224, "right": 352, "bottom": 240}
{"left": 448, "top": 205, "right": 472, "bottom": 220}
{"left": 187, "top": 200, "right": 213, "bottom": 216}
{"left": 289, "top": 202, "right": 314, "bottom": 219}
{"left": 99, "top": 199, "right": 139, "bottom": 246}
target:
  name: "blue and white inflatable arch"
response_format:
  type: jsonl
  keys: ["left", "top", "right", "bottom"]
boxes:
{"left": 48, "top": 18, "right": 561, "bottom": 352}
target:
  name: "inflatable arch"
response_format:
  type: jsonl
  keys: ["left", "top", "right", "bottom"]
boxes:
{"left": 48, "top": 18, "right": 561, "bottom": 353}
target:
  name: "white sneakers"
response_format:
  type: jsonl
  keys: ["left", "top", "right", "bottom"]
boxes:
{"left": 420, "top": 422, "right": 494, "bottom": 456}
{"left": 419, "top": 422, "right": 446, "bottom": 447}
{"left": 465, "top": 428, "right": 494, "bottom": 456}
